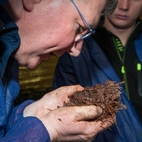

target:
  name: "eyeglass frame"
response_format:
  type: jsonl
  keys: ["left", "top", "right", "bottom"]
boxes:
{"left": 71, "top": 0, "right": 96, "bottom": 43}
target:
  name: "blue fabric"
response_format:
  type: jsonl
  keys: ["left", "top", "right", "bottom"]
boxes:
{"left": 53, "top": 36, "right": 142, "bottom": 142}
{"left": 0, "top": 6, "right": 51, "bottom": 141}
{"left": 0, "top": 0, "right": 8, "bottom": 6}
{"left": 0, "top": 6, "right": 20, "bottom": 78}
{"left": 135, "top": 33, "right": 142, "bottom": 63}
{"left": 1, "top": 100, "right": 50, "bottom": 142}
{"left": 0, "top": 59, "right": 50, "bottom": 141}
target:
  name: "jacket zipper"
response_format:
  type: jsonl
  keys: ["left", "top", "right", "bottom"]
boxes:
{"left": 112, "top": 22, "right": 141, "bottom": 100}
{"left": 113, "top": 37, "right": 130, "bottom": 99}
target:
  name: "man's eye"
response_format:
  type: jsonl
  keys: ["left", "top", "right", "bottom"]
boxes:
{"left": 76, "top": 26, "right": 84, "bottom": 34}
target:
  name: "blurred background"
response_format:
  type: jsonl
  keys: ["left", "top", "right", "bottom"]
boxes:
{"left": 14, "top": 55, "right": 59, "bottom": 105}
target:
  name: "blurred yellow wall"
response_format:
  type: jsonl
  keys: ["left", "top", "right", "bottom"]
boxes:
{"left": 19, "top": 55, "right": 59, "bottom": 90}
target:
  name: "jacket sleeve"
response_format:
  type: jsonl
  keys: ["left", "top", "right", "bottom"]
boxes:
{"left": 1, "top": 100, "right": 51, "bottom": 142}
{"left": 0, "top": 0, "right": 8, "bottom": 6}
{"left": 52, "top": 52, "right": 78, "bottom": 90}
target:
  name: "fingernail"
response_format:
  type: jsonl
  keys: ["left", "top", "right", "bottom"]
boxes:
{"left": 97, "top": 106, "right": 102, "bottom": 114}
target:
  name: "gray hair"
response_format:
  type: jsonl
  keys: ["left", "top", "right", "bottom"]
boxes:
{"left": 104, "top": 0, "right": 118, "bottom": 15}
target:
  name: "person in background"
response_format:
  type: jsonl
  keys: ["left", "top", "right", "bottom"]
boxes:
{"left": 0, "top": 0, "right": 118, "bottom": 141}
{"left": 53, "top": 0, "right": 142, "bottom": 141}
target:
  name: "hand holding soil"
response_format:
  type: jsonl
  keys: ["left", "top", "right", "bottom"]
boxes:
{"left": 64, "top": 80, "right": 127, "bottom": 122}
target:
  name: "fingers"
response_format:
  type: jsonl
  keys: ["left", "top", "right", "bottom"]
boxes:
{"left": 78, "top": 118, "right": 114, "bottom": 139}
{"left": 71, "top": 105, "right": 102, "bottom": 121}
{"left": 40, "top": 105, "right": 114, "bottom": 142}
{"left": 24, "top": 85, "right": 84, "bottom": 118}
{"left": 43, "top": 85, "right": 83, "bottom": 100}
{"left": 57, "top": 105, "right": 114, "bottom": 132}
{"left": 75, "top": 84, "right": 84, "bottom": 92}
{"left": 41, "top": 85, "right": 84, "bottom": 108}
{"left": 32, "top": 85, "right": 84, "bottom": 118}
{"left": 52, "top": 84, "right": 84, "bottom": 98}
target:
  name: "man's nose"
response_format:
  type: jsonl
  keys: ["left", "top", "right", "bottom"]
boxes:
{"left": 68, "top": 41, "right": 83, "bottom": 57}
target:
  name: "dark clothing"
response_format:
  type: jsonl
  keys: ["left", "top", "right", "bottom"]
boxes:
{"left": 93, "top": 20, "right": 142, "bottom": 122}
{"left": 52, "top": 19, "right": 142, "bottom": 142}
{"left": 52, "top": 36, "right": 142, "bottom": 142}
{"left": 0, "top": 0, "right": 8, "bottom": 6}
{"left": 0, "top": 6, "right": 50, "bottom": 141}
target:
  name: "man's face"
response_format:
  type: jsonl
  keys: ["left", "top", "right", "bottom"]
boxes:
{"left": 105, "top": 0, "right": 142, "bottom": 29}
{"left": 16, "top": 0, "right": 107, "bottom": 69}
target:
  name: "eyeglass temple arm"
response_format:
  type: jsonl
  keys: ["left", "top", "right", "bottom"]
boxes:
{"left": 71, "top": 0, "right": 92, "bottom": 31}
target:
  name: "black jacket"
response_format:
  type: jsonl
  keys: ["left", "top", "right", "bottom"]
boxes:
{"left": 93, "top": 19, "right": 142, "bottom": 122}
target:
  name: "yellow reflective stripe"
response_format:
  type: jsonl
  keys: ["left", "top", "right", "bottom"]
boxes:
{"left": 121, "top": 66, "right": 125, "bottom": 74}
{"left": 137, "top": 63, "right": 141, "bottom": 71}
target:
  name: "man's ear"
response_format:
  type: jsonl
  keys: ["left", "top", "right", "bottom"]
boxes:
{"left": 22, "top": 0, "right": 41, "bottom": 12}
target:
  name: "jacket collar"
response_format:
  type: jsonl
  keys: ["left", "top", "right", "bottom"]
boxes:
{"left": 85, "top": 37, "right": 121, "bottom": 82}
{"left": 135, "top": 33, "right": 142, "bottom": 63}
{"left": 0, "top": 6, "right": 20, "bottom": 78}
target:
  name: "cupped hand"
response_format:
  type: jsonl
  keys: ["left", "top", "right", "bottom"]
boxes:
{"left": 40, "top": 105, "right": 114, "bottom": 142}
{"left": 23, "top": 85, "right": 115, "bottom": 142}
{"left": 23, "top": 85, "right": 84, "bottom": 118}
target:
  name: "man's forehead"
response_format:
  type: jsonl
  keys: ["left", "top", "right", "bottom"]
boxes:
{"left": 104, "top": 0, "right": 118, "bottom": 15}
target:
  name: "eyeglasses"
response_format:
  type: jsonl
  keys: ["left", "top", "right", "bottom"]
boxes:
{"left": 71, "top": 0, "right": 95, "bottom": 43}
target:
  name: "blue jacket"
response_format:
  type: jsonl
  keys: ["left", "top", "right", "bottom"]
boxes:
{"left": 0, "top": 0, "right": 7, "bottom": 6}
{"left": 53, "top": 36, "right": 142, "bottom": 142}
{"left": 0, "top": 6, "right": 50, "bottom": 141}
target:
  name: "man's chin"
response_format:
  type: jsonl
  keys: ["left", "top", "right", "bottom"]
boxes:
{"left": 26, "top": 61, "right": 41, "bottom": 70}
{"left": 52, "top": 52, "right": 65, "bottom": 57}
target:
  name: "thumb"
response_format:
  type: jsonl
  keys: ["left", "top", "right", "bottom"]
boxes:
{"left": 72, "top": 105, "right": 102, "bottom": 121}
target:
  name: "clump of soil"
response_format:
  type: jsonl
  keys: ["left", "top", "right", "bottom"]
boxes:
{"left": 64, "top": 80, "right": 126, "bottom": 122}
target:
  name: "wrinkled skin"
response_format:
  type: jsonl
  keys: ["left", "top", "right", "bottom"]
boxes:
{"left": 24, "top": 85, "right": 115, "bottom": 142}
